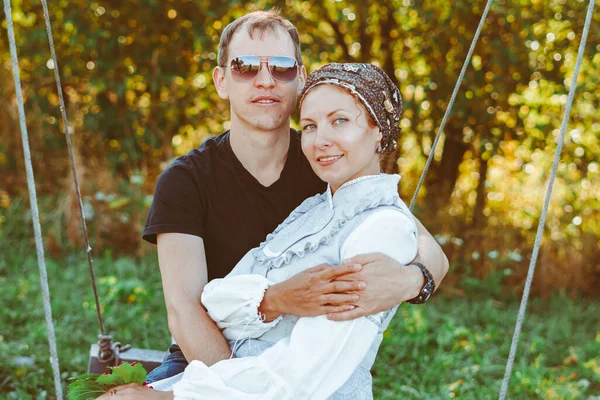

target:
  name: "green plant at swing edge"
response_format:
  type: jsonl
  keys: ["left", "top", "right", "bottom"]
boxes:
{"left": 67, "top": 361, "right": 147, "bottom": 400}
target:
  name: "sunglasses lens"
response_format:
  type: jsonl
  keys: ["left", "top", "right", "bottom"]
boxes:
{"left": 268, "top": 56, "right": 298, "bottom": 82}
{"left": 230, "top": 56, "right": 260, "bottom": 81}
{"left": 229, "top": 56, "right": 298, "bottom": 82}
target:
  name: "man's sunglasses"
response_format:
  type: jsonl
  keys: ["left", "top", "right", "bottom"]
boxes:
{"left": 223, "top": 55, "right": 299, "bottom": 82}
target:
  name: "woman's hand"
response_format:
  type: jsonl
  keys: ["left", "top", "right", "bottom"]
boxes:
{"left": 96, "top": 383, "right": 174, "bottom": 399}
{"left": 258, "top": 262, "right": 367, "bottom": 321}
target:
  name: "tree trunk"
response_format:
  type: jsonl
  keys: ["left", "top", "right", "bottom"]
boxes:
{"left": 357, "top": 2, "right": 372, "bottom": 62}
{"left": 321, "top": 8, "right": 351, "bottom": 60}
{"left": 472, "top": 151, "right": 488, "bottom": 230}
{"left": 379, "top": 4, "right": 397, "bottom": 86}
{"left": 425, "top": 121, "right": 468, "bottom": 213}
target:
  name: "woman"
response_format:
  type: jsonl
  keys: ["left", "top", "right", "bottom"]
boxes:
{"left": 103, "top": 63, "right": 418, "bottom": 399}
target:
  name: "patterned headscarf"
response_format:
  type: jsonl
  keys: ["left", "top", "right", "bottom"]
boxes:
{"left": 299, "top": 63, "right": 402, "bottom": 153}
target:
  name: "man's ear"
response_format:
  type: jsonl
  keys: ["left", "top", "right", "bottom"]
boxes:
{"left": 212, "top": 67, "right": 229, "bottom": 99}
{"left": 296, "top": 65, "right": 307, "bottom": 96}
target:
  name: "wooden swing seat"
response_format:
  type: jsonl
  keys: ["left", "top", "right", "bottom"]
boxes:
{"left": 88, "top": 344, "right": 166, "bottom": 374}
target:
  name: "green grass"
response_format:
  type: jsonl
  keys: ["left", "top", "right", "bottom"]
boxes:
{"left": 1, "top": 248, "right": 599, "bottom": 399}
{"left": 372, "top": 296, "right": 600, "bottom": 399}
{"left": 0, "top": 248, "right": 170, "bottom": 399}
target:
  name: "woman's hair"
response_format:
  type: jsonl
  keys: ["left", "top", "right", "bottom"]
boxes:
{"left": 347, "top": 91, "right": 400, "bottom": 175}
{"left": 380, "top": 147, "right": 400, "bottom": 174}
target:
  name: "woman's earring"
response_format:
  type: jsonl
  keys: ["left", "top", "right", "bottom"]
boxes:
{"left": 376, "top": 144, "right": 383, "bottom": 154}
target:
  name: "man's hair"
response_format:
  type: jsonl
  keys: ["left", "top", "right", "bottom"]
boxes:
{"left": 217, "top": 9, "right": 303, "bottom": 67}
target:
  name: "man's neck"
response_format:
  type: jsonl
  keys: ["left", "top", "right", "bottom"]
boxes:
{"left": 229, "top": 121, "right": 291, "bottom": 187}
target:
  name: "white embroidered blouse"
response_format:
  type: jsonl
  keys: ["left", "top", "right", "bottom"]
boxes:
{"left": 153, "top": 174, "right": 418, "bottom": 399}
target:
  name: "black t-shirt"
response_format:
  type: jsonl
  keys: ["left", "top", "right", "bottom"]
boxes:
{"left": 142, "top": 129, "right": 326, "bottom": 280}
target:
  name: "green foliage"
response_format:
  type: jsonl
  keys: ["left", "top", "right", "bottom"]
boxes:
{"left": 0, "top": 251, "right": 169, "bottom": 398}
{"left": 68, "top": 362, "right": 147, "bottom": 400}
{"left": 373, "top": 295, "right": 600, "bottom": 399}
{"left": 1, "top": 251, "right": 600, "bottom": 398}
{"left": 459, "top": 266, "right": 513, "bottom": 299}
{"left": 67, "top": 375, "right": 108, "bottom": 400}
{"left": 2, "top": 0, "right": 598, "bottom": 293}
{"left": 1, "top": 1, "right": 600, "bottom": 395}
{"left": 96, "top": 362, "right": 146, "bottom": 386}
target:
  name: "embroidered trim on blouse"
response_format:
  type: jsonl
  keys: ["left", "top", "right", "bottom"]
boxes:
{"left": 252, "top": 174, "right": 403, "bottom": 270}
{"left": 252, "top": 192, "right": 405, "bottom": 270}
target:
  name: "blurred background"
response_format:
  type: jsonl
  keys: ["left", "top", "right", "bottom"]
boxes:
{"left": 1, "top": 0, "right": 599, "bottom": 398}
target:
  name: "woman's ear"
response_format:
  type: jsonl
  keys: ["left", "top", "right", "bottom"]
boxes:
{"left": 373, "top": 126, "right": 383, "bottom": 143}
{"left": 372, "top": 127, "right": 383, "bottom": 153}
{"left": 212, "top": 67, "right": 229, "bottom": 100}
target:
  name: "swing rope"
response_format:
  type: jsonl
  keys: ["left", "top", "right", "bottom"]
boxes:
{"left": 409, "top": 0, "right": 495, "bottom": 210}
{"left": 39, "top": 0, "right": 107, "bottom": 338}
{"left": 498, "top": 0, "right": 596, "bottom": 398}
{"left": 2, "top": 0, "right": 63, "bottom": 398}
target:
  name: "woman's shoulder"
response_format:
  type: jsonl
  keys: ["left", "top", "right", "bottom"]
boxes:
{"left": 252, "top": 192, "right": 331, "bottom": 266}
{"left": 273, "top": 192, "right": 328, "bottom": 233}
{"left": 341, "top": 207, "right": 418, "bottom": 266}
{"left": 297, "top": 191, "right": 328, "bottom": 211}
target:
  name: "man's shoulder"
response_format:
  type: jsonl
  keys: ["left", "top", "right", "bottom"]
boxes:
{"left": 178, "top": 131, "right": 228, "bottom": 164}
{"left": 290, "top": 128, "right": 301, "bottom": 141}
{"left": 161, "top": 131, "right": 229, "bottom": 177}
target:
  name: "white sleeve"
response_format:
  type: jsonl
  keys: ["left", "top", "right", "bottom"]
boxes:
{"left": 201, "top": 274, "right": 282, "bottom": 341}
{"left": 171, "top": 209, "right": 418, "bottom": 398}
{"left": 172, "top": 315, "right": 378, "bottom": 399}
{"left": 340, "top": 208, "right": 418, "bottom": 265}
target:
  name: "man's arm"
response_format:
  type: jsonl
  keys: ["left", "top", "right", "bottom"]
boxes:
{"left": 156, "top": 233, "right": 231, "bottom": 365}
{"left": 413, "top": 217, "right": 449, "bottom": 288}
{"left": 258, "top": 217, "right": 449, "bottom": 322}
{"left": 258, "top": 263, "right": 366, "bottom": 322}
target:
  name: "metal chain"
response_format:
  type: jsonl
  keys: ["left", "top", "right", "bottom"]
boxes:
{"left": 3, "top": 0, "right": 63, "bottom": 398}
{"left": 38, "top": 0, "right": 108, "bottom": 340}
{"left": 499, "top": 0, "right": 595, "bottom": 398}
{"left": 98, "top": 335, "right": 131, "bottom": 366}
{"left": 409, "top": 0, "right": 495, "bottom": 210}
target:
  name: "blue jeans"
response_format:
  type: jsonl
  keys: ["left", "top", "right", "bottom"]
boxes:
{"left": 145, "top": 345, "right": 188, "bottom": 384}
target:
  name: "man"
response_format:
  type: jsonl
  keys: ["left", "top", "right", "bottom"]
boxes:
{"left": 142, "top": 9, "right": 448, "bottom": 383}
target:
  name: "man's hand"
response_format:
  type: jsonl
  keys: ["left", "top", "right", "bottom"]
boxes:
{"left": 96, "top": 383, "right": 173, "bottom": 399}
{"left": 327, "top": 253, "right": 424, "bottom": 322}
{"left": 258, "top": 262, "right": 367, "bottom": 321}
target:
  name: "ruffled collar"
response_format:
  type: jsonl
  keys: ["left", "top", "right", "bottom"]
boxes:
{"left": 325, "top": 174, "right": 401, "bottom": 209}
{"left": 252, "top": 174, "right": 402, "bottom": 271}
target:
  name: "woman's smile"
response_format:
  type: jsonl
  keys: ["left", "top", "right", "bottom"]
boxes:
{"left": 317, "top": 154, "right": 344, "bottom": 166}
